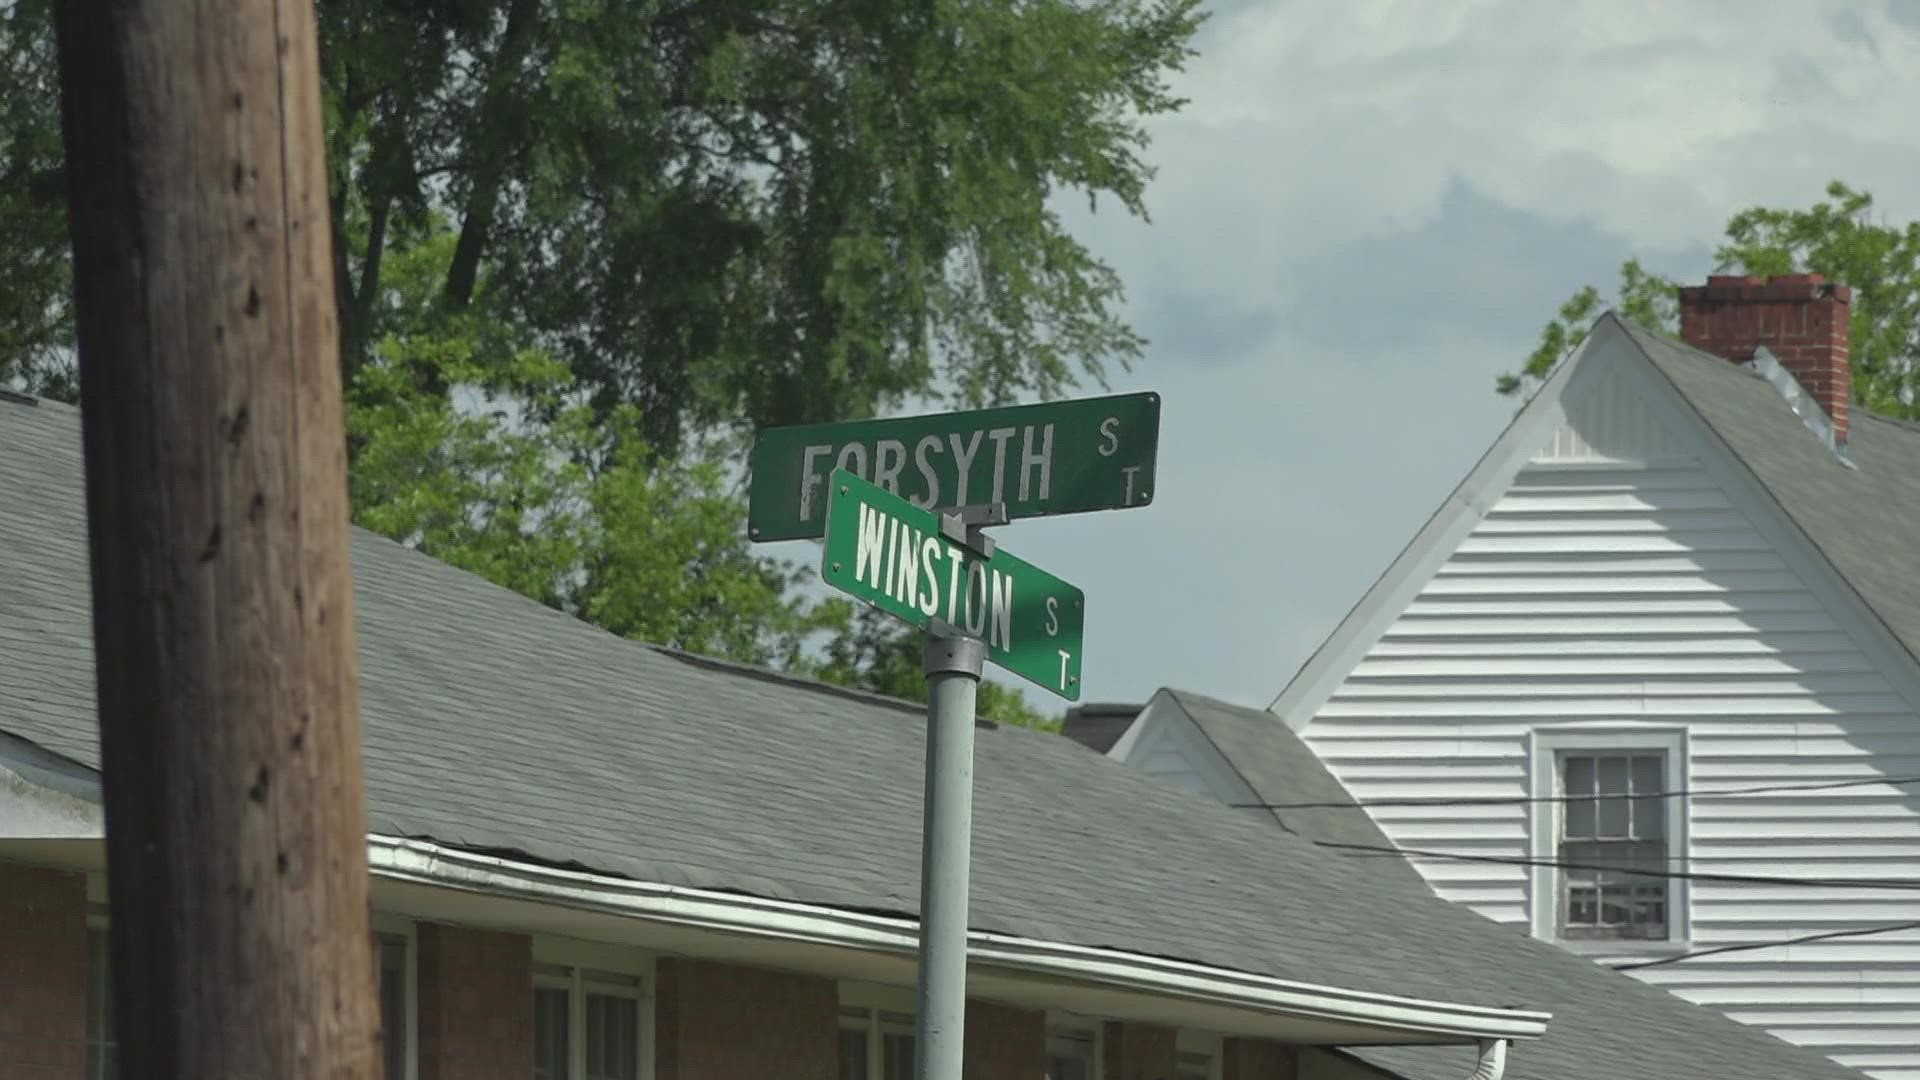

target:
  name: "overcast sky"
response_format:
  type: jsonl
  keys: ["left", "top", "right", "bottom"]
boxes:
{"left": 768, "top": 0, "right": 1920, "bottom": 712}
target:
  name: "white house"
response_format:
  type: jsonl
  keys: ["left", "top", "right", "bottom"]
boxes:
{"left": 1075, "top": 275, "right": 1920, "bottom": 1080}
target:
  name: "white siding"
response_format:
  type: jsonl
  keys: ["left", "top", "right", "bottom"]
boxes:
{"left": 1299, "top": 376, "right": 1920, "bottom": 1080}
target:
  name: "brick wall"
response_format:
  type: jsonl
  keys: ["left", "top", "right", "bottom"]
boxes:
{"left": 0, "top": 860, "right": 88, "bottom": 1080}
{"left": 1104, "top": 1021, "right": 1177, "bottom": 1080}
{"left": 416, "top": 923, "right": 532, "bottom": 1080}
{"left": 1677, "top": 273, "right": 1853, "bottom": 443}
{"left": 963, "top": 999, "right": 1044, "bottom": 1080}
{"left": 1223, "top": 1037, "right": 1297, "bottom": 1080}
{"left": 654, "top": 957, "right": 838, "bottom": 1080}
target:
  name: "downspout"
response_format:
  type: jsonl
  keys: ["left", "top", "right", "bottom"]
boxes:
{"left": 1464, "top": 1039, "right": 1507, "bottom": 1080}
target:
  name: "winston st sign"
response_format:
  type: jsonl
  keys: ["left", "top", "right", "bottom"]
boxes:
{"left": 748, "top": 392, "right": 1159, "bottom": 542}
{"left": 819, "top": 469, "right": 1085, "bottom": 700}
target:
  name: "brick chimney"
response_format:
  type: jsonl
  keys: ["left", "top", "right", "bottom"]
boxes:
{"left": 1677, "top": 273, "right": 1853, "bottom": 444}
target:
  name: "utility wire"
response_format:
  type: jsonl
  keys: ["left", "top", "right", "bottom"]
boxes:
{"left": 1308, "top": 838, "right": 1920, "bottom": 891}
{"left": 1228, "top": 773, "right": 1920, "bottom": 812}
{"left": 1611, "top": 920, "right": 1920, "bottom": 971}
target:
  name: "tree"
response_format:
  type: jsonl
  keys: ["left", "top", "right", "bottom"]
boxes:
{"left": 0, "top": 0, "right": 70, "bottom": 398}
{"left": 5, "top": 0, "right": 1196, "bottom": 725}
{"left": 805, "top": 606, "right": 1061, "bottom": 730}
{"left": 1501, "top": 181, "right": 1920, "bottom": 420}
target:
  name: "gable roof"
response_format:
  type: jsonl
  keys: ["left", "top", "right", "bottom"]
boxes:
{"left": 1105, "top": 690, "right": 1867, "bottom": 1080}
{"left": 1624, "top": 319, "right": 1920, "bottom": 672}
{"left": 0, "top": 392, "right": 1540, "bottom": 1043}
{"left": 1271, "top": 313, "right": 1920, "bottom": 724}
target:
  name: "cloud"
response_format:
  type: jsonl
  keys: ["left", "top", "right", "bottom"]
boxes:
{"left": 1009, "top": 0, "right": 1920, "bottom": 708}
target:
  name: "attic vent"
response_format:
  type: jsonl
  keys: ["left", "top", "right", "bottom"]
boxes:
{"left": 1745, "top": 346, "right": 1856, "bottom": 469}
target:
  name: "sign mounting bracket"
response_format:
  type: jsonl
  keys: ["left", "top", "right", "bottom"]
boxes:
{"left": 938, "top": 502, "right": 1008, "bottom": 559}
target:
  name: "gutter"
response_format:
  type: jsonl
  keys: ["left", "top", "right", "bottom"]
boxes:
{"left": 368, "top": 835, "right": 1550, "bottom": 1044}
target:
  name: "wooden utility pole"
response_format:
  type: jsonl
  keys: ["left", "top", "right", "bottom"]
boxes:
{"left": 51, "top": 0, "right": 381, "bottom": 1077}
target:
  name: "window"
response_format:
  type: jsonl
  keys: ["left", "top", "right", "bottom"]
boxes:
{"left": 86, "top": 925, "right": 116, "bottom": 1080}
{"left": 1529, "top": 728, "right": 1688, "bottom": 948}
{"left": 533, "top": 963, "right": 644, "bottom": 1080}
{"left": 85, "top": 915, "right": 413, "bottom": 1080}
{"left": 1046, "top": 1027, "right": 1097, "bottom": 1080}
{"left": 377, "top": 933, "right": 411, "bottom": 1080}
{"left": 838, "top": 1005, "right": 915, "bottom": 1080}
{"left": 1558, "top": 751, "right": 1669, "bottom": 940}
{"left": 1175, "top": 1030, "right": 1220, "bottom": 1080}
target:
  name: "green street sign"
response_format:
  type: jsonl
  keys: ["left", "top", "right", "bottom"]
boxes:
{"left": 749, "top": 391, "right": 1160, "bottom": 542}
{"left": 820, "top": 469, "right": 1085, "bottom": 701}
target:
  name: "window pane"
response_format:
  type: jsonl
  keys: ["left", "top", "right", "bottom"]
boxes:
{"left": 534, "top": 987, "right": 571, "bottom": 1080}
{"left": 1596, "top": 755, "right": 1628, "bottom": 796}
{"left": 1563, "top": 755, "right": 1594, "bottom": 796}
{"left": 881, "top": 1032, "right": 915, "bottom": 1080}
{"left": 1597, "top": 790, "right": 1629, "bottom": 837}
{"left": 88, "top": 928, "right": 116, "bottom": 1080}
{"left": 585, "top": 993, "right": 638, "bottom": 1080}
{"left": 1631, "top": 755, "right": 1666, "bottom": 837}
{"left": 379, "top": 938, "right": 407, "bottom": 1080}
{"left": 1630, "top": 755, "right": 1663, "bottom": 795}
{"left": 840, "top": 1022, "right": 871, "bottom": 1076}
{"left": 839, "top": 1027, "right": 870, "bottom": 1080}
{"left": 1047, "top": 1031, "right": 1095, "bottom": 1080}
{"left": 1563, "top": 795, "right": 1595, "bottom": 838}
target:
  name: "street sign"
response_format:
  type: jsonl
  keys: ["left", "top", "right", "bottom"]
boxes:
{"left": 820, "top": 469, "right": 1085, "bottom": 701}
{"left": 749, "top": 391, "right": 1160, "bottom": 542}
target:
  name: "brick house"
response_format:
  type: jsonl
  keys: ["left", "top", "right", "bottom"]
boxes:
{"left": 1, "top": 390, "right": 1553, "bottom": 1080}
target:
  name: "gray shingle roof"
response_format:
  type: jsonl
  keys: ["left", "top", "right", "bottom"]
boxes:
{"left": 1621, "top": 316, "right": 1920, "bottom": 674}
{"left": 1134, "top": 691, "right": 1867, "bottom": 1080}
{"left": 0, "top": 393, "right": 1864, "bottom": 1079}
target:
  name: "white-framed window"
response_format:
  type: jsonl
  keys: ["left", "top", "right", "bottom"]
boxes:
{"left": 1528, "top": 727, "right": 1689, "bottom": 949}
{"left": 837, "top": 983, "right": 916, "bottom": 1080}
{"left": 1044, "top": 1014, "right": 1101, "bottom": 1080}
{"left": 373, "top": 912, "right": 418, "bottom": 1080}
{"left": 531, "top": 937, "right": 651, "bottom": 1080}
{"left": 84, "top": 904, "right": 417, "bottom": 1080}
{"left": 1175, "top": 1030, "right": 1221, "bottom": 1080}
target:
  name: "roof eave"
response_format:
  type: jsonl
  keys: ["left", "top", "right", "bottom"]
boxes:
{"left": 371, "top": 835, "right": 1552, "bottom": 1044}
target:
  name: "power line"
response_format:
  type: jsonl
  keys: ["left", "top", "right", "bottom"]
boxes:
{"left": 1309, "top": 838, "right": 1920, "bottom": 891}
{"left": 1612, "top": 920, "right": 1920, "bottom": 971}
{"left": 1229, "top": 772, "right": 1920, "bottom": 812}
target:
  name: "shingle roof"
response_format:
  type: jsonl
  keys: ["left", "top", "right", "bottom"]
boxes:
{"left": 0, "top": 394, "right": 1863, "bottom": 1079}
{"left": 1621, "top": 317, "right": 1920, "bottom": 673}
{"left": 1130, "top": 691, "right": 1868, "bottom": 1080}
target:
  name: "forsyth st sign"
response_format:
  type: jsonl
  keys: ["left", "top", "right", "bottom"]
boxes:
{"left": 749, "top": 391, "right": 1160, "bottom": 542}
{"left": 820, "top": 469, "right": 1086, "bottom": 699}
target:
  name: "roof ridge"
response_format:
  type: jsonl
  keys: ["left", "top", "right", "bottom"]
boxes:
{"left": 645, "top": 644, "right": 943, "bottom": 721}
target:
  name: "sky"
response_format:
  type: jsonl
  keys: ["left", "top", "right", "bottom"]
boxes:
{"left": 763, "top": 0, "right": 1920, "bottom": 712}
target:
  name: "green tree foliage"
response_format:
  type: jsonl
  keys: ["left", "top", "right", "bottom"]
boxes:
{"left": 1501, "top": 181, "right": 1920, "bottom": 420}
{"left": 0, "top": 0, "right": 69, "bottom": 398}
{"left": 3, "top": 0, "right": 1180, "bottom": 726}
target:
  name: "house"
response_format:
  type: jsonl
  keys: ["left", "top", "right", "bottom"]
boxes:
{"left": 0, "top": 389, "right": 1863, "bottom": 1080}
{"left": 1077, "top": 275, "right": 1920, "bottom": 1080}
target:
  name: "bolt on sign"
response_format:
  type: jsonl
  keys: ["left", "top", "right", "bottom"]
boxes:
{"left": 748, "top": 392, "right": 1160, "bottom": 543}
{"left": 820, "top": 469, "right": 1086, "bottom": 700}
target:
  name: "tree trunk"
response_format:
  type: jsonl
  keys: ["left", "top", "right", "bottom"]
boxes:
{"left": 443, "top": 0, "right": 542, "bottom": 309}
{"left": 51, "top": 0, "right": 382, "bottom": 1075}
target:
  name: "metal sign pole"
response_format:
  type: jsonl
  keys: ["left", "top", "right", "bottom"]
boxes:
{"left": 915, "top": 618, "right": 985, "bottom": 1080}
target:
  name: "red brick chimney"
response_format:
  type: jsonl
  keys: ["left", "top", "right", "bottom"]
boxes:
{"left": 1677, "top": 273, "right": 1853, "bottom": 444}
